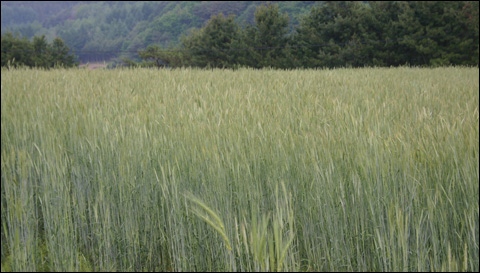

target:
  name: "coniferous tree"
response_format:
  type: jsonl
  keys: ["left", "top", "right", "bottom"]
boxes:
{"left": 50, "top": 37, "right": 77, "bottom": 67}
{"left": 248, "top": 2, "right": 290, "bottom": 68}
{"left": 182, "top": 13, "right": 242, "bottom": 68}
{"left": 1, "top": 32, "right": 78, "bottom": 68}
{"left": 122, "top": 1, "right": 479, "bottom": 69}
{"left": 1, "top": 32, "right": 33, "bottom": 67}
{"left": 32, "top": 34, "right": 50, "bottom": 68}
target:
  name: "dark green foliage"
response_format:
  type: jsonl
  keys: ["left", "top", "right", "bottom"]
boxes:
{"left": 50, "top": 37, "right": 77, "bottom": 68}
{"left": 1, "top": 32, "right": 33, "bottom": 67}
{"left": 132, "top": 45, "right": 186, "bottom": 68}
{"left": 182, "top": 13, "right": 243, "bottom": 68}
{"left": 3, "top": 1, "right": 478, "bottom": 69}
{"left": 1, "top": 1, "right": 315, "bottom": 64}
{"left": 1, "top": 32, "right": 78, "bottom": 68}
{"left": 249, "top": 3, "right": 291, "bottom": 68}
{"left": 126, "top": 1, "right": 478, "bottom": 69}
{"left": 406, "top": 1, "right": 478, "bottom": 66}
{"left": 168, "top": 2, "right": 318, "bottom": 68}
{"left": 292, "top": 1, "right": 479, "bottom": 68}
{"left": 32, "top": 35, "right": 50, "bottom": 67}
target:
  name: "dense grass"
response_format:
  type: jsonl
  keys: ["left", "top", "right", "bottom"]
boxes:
{"left": 1, "top": 67, "right": 478, "bottom": 272}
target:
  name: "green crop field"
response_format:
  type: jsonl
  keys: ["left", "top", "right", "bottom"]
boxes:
{"left": 1, "top": 67, "right": 478, "bottom": 272}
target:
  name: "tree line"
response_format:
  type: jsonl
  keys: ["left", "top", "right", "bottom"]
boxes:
{"left": 1, "top": 32, "right": 77, "bottom": 68}
{"left": 2, "top": 1, "right": 315, "bottom": 63}
{"left": 126, "top": 1, "right": 479, "bottom": 69}
{"left": 1, "top": 1, "right": 478, "bottom": 69}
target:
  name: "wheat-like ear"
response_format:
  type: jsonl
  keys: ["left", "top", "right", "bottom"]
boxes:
{"left": 277, "top": 231, "right": 295, "bottom": 272}
{"left": 184, "top": 193, "right": 232, "bottom": 251}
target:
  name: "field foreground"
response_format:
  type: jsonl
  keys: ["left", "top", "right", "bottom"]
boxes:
{"left": 1, "top": 67, "right": 479, "bottom": 271}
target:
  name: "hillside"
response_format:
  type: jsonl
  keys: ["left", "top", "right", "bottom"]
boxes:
{"left": 1, "top": 1, "right": 317, "bottom": 63}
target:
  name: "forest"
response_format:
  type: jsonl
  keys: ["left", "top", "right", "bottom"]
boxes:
{"left": 1, "top": 1, "right": 479, "bottom": 69}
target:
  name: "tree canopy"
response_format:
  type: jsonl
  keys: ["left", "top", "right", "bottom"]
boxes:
{"left": 1, "top": 32, "right": 78, "bottom": 68}
{"left": 127, "top": 1, "right": 478, "bottom": 69}
{"left": 2, "top": 1, "right": 478, "bottom": 69}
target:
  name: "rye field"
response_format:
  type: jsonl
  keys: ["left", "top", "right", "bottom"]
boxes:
{"left": 1, "top": 67, "right": 479, "bottom": 272}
